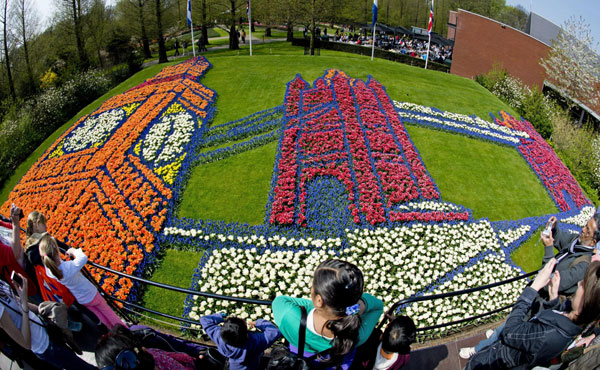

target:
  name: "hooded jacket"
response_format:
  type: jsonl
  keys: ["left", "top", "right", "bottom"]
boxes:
{"left": 200, "top": 313, "right": 281, "bottom": 370}
{"left": 465, "top": 287, "right": 582, "bottom": 370}
{"left": 543, "top": 225, "right": 594, "bottom": 296}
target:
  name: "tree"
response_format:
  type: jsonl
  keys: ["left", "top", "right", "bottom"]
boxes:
{"left": 1, "top": 0, "right": 15, "bottom": 99}
{"left": 61, "top": 0, "right": 89, "bottom": 69}
{"left": 154, "top": 0, "right": 167, "bottom": 62}
{"left": 540, "top": 16, "right": 600, "bottom": 123}
{"left": 227, "top": 0, "right": 239, "bottom": 50}
{"left": 130, "top": 0, "right": 152, "bottom": 58}
{"left": 87, "top": 0, "right": 111, "bottom": 68}
{"left": 13, "top": 0, "right": 38, "bottom": 94}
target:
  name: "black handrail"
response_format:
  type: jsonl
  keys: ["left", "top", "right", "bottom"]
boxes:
{"left": 7, "top": 212, "right": 540, "bottom": 334}
{"left": 85, "top": 259, "right": 271, "bottom": 305}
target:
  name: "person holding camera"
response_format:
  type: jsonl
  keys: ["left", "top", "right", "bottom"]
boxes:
{"left": 541, "top": 213, "right": 600, "bottom": 296}
{"left": 0, "top": 271, "right": 96, "bottom": 369}
{"left": 0, "top": 205, "right": 36, "bottom": 296}
{"left": 464, "top": 259, "right": 600, "bottom": 370}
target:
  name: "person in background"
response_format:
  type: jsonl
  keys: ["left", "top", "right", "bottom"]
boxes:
{"left": 0, "top": 205, "right": 36, "bottom": 296}
{"left": 39, "top": 234, "right": 126, "bottom": 329}
{"left": 350, "top": 315, "right": 416, "bottom": 370}
{"left": 272, "top": 259, "right": 384, "bottom": 369}
{"left": 541, "top": 213, "right": 600, "bottom": 296}
{"left": 200, "top": 313, "right": 281, "bottom": 370}
{"left": 463, "top": 259, "right": 600, "bottom": 370}
{"left": 0, "top": 272, "right": 96, "bottom": 369}
{"left": 96, "top": 324, "right": 197, "bottom": 370}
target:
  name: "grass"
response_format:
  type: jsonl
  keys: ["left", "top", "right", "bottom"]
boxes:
{"left": 196, "top": 42, "right": 518, "bottom": 126}
{"left": 139, "top": 249, "right": 203, "bottom": 331}
{"left": 178, "top": 141, "right": 278, "bottom": 223}
{"left": 199, "top": 128, "right": 279, "bottom": 153}
{"left": 405, "top": 125, "right": 558, "bottom": 221}
{"left": 510, "top": 226, "right": 560, "bottom": 273}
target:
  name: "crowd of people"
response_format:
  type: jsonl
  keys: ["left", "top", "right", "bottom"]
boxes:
{"left": 306, "top": 26, "right": 453, "bottom": 64}
{"left": 0, "top": 202, "right": 599, "bottom": 369}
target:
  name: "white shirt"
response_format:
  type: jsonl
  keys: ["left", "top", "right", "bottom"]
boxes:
{"left": 0, "top": 281, "right": 49, "bottom": 354}
{"left": 45, "top": 248, "right": 97, "bottom": 304}
{"left": 306, "top": 308, "right": 333, "bottom": 340}
{"left": 373, "top": 343, "right": 398, "bottom": 370}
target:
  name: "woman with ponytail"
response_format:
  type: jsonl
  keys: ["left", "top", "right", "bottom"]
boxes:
{"left": 272, "top": 259, "right": 383, "bottom": 369}
{"left": 39, "top": 234, "right": 126, "bottom": 329}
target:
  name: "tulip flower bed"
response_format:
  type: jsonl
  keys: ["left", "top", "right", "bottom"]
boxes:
{"left": 177, "top": 70, "right": 593, "bottom": 337}
{"left": 1, "top": 57, "right": 217, "bottom": 301}
{"left": 267, "top": 71, "right": 470, "bottom": 228}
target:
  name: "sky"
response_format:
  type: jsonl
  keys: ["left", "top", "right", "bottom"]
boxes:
{"left": 34, "top": 0, "right": 600, "bottom": 50}
{"left": 506, "top": 0, "right": 600, "bottom": 51}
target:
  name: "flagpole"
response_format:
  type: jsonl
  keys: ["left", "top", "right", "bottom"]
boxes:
{"left": 424, "top": 0, "right": 433, "bottom": 69}
{"left": 424, "top": 33, "right": 430, "bottom": 69}
{"left": 248, "top": 0, "right": 253, "bottom": 56}
{"left": 371, "top": 23, "right": 376, "bottom": 61}
{"left": 191, "top": 23, "right": 196, "bottom": 57}
{"left": 371, "top": 0, "right": 377, "bottom": 61}
{"left": 188, "top": 0, "right": 196, "bottom": 57}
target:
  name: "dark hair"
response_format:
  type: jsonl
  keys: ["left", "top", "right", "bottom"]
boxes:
{"left": 592, "top": 213, "right": 600, "bottom": 244}
{"left": 576, "top": 261, "right": 600, "bottom": 326}
{"left": 313, "top": 259, "right": 364, "bottom": 360}
{"left": 95, "top": 324, "right": 155, "bottom": 369}
{"left": 381, "top": 316, "right": 416, "bottom": 354}
{"left": 221, "top": 317, "right": 248, "bottom": 348}
{"left": 266, "top": 346, "right": 309, "bottom": 370}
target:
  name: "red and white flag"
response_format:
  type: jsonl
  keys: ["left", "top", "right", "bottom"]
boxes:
{"left": 427, "top": 0, "right": 434, "bottom": 35}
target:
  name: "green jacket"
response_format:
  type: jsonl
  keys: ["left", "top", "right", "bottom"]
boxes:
{"left": 272, "top": 293, "right": 384, "bottom": 353}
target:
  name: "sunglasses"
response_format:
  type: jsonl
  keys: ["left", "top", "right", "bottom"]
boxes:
{"left": 101, "top": 349, "right": 140, "bottom": 370}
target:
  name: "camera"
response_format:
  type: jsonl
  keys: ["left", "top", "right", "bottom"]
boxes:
{"left": 10, "top": 270, "right": 23, "bottom": 287}
{"left": 542, "top": 220, "right": 553, "bottom": 237}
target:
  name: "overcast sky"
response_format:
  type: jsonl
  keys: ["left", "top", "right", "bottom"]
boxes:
{"left": 34, "top": 0, "right": 600, "bottom": 50}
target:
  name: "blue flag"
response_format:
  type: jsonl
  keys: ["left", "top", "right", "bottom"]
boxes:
{"left": 187, "top": 0, "right": 192, "bottom": 27}
{"left": 372, "top": 0, "right": 378, "bottom": 26}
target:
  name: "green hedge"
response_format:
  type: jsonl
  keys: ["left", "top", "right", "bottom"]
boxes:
{"left": 0, "top": 65, "right": 136, "bottom": 189}
{"left": 291, "top": 38, "right": 450, "bottom": 73}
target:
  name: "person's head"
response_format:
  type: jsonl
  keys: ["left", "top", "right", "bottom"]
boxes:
{"left": 311, "top": 259, "right": 364, "bottom": 358}
{"left": 571, "top": 261, "right": 600, "bottom": 326}
{"left": 96, "top": 324, "right": 155, "bottom": 370}
{"left": 221, "top": 316, "right": 248, "bottom": 348}
{"left": 39, "top": 234, "right": 63, "bottom": 280}
{"left": 381, "top": 316, "right": 416, "bottom": 355}
{"left": 26, "top": 211, "right": 47, "bottom": 237}
{"left": 579, "top": 213, "right": 600, "bottom": 246}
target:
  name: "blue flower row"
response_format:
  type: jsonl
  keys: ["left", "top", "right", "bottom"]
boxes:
{"left": 195, "top": 129, "right": 281, "bottom": 164}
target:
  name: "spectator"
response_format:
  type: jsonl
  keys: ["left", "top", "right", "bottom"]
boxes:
{"left": 0, "top": 272, "right": 96, "bottom": 369}
{"left": 200, "top": 313, "right": 281, "bottom": 370}
{"left": 96, "top": 324, "right": 197, "bottom": 370}
{"left": 350, "top": 315, "right": 416, "bottom": 370}
{"left": 0, "top": 205, "right": 36, "bottom": 296}
{"left": 272, "top": 259, "right": 383, "bottom": 369}
{"left": 541, "top": 214, "right": 600, "bottom": 295}
{"left": 39, "top": 234, "right": 126, "bottom": 329}
{"left": 462, "top": 259, "right": 600, "bottom": 369}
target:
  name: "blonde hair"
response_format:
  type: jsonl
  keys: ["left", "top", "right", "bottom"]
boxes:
{"left": 26, "top": 211, "right": 47, "bottom": 237}
{"left": 39, "top": 234, "right": 63, "bottom": 280}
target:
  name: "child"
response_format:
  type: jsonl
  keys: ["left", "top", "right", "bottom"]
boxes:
{"left": 200, "top": 313, "right": 281, "bottom": 370}
{"left": 272, "top": 259, "right": 384, "bottom": 369}
{"left": 39, "top": 233, "right": 126, "bottom": 329}
{"left": 351, "top": 315, "right": 416, "bottom": 370}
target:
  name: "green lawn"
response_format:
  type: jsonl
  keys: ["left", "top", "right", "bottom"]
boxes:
{"left": 140, "top": 249, "right": 204, "bottom": 329}
{"left": 510, "top": 227, "right": 547, "bottom": 273}
{"left": 405, "top": 125, "right": 558, "bottom": 221}
{"left": 179, "top": 141, "right": 278, "bottom": 223}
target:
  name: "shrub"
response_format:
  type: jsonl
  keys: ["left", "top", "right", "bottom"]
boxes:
{"left": 475, "top": 67, "right": 555, "bottom": 139}
{"left": 0, "top": 70, "right": 115, "bottom": 189}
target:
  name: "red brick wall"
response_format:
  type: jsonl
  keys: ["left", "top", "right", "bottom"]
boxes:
{"left": 450, "top": 10, "right": 549, "bottom": 89}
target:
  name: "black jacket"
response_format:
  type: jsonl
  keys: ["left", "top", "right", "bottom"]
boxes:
{"left": 465, "top": 287, "right": 582, "bottom": 370}
{"left": 542, "top": 225, "right": 593, "bottom": 296}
